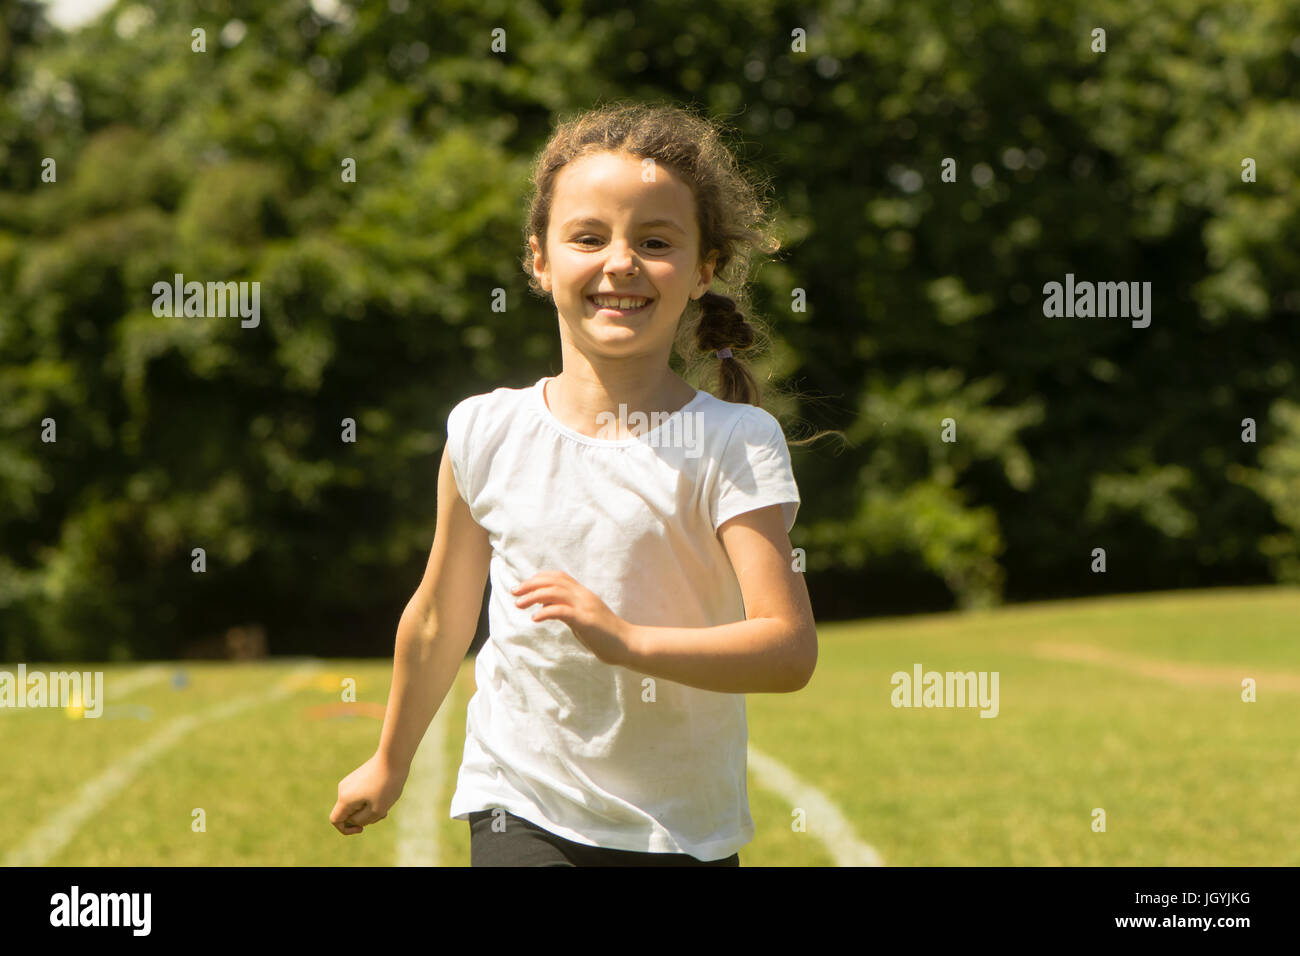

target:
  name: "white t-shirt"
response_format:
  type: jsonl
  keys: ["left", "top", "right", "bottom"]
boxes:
{"left": 445, "top": 375, "right": 800, "bottom": 860}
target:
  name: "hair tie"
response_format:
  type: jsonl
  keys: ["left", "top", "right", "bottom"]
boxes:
{"left": 716, "top": 348, "right": 732, "bottom": 359}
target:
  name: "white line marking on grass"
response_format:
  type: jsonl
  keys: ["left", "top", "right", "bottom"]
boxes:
{"left": 1030, "top": 642, "right": 1300, "bottom": 692}
{"left": 747, "top": 743, "right": 885, "bottom": 866}
{"left": 105, "top": 666, "right": 168, "bottom": 701}
{"left": 2, "top": 661, "right": 321, "bottom": 868}
{"left": 395, "top": 699, "right": 448, "bottom": 867}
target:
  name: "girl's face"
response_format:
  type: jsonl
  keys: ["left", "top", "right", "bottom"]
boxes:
{"left": 530, "top": 150, "right": 717, "bottom": 361}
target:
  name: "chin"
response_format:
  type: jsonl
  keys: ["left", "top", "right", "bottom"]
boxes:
{"left": 589, "top": 332, "right": 652, "bottom": 353}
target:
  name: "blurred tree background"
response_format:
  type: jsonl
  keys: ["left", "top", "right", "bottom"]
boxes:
{"left": 1, "top": 0, "right": 1297, "bottom": 662}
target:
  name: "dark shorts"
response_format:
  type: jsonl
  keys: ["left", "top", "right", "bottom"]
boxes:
{"left": 467, "top": 809, "right": 740, "bottom": 867}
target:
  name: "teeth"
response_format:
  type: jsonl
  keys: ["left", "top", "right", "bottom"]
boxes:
{"left": 592, "top": 296, "right": 649, "bottom": 309}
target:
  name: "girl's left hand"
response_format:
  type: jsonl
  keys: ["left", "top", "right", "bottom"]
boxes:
{"left": 511, "top": 571, "right": 632, "bottom": 666}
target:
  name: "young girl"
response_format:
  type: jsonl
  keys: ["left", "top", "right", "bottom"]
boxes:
{"left": 331, "top": 102, "right": 818, "bottom": 866}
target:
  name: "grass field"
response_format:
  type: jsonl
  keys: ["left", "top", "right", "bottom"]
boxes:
{"left": 3, "top": 585, "right": 1297, "bottom": 866}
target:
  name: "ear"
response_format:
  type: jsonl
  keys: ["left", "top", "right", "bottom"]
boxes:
{"left": 694, "top": 248, "right": 719, "bottom": 298}
{"left": 528, "top": 234, "right": 550, "bottom": 291}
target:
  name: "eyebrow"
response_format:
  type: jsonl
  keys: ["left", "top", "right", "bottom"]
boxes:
{"left": 561, "top": 216, "right": 686, "bottom": 234}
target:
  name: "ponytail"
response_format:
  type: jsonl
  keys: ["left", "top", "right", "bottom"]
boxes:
{"left": 695, "top": 291, "right": 760, "bottom": 405}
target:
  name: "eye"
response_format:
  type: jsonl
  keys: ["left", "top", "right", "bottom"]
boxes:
{"left": 574, "top": 236, "right": 671, "bottom": 250}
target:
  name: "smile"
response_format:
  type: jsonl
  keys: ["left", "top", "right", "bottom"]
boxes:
{"left": 588, "top": 295, "right": 653, "bottom": 314}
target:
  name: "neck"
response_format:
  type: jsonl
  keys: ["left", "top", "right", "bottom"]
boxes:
{"left": 546, "top": 366, "right": 697, "bottom": 440}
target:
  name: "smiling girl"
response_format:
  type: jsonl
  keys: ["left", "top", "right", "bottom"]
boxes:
{"left": 332, "top": 102, "right": 818, "bottom": 866}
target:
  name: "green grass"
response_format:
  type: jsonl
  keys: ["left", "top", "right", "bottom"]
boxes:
{"left": 3, "top": 586, "right": 1296, "bottom": 865}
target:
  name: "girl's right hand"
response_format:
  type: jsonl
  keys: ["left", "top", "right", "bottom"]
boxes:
{"left": 331, "top": 752, "right": 409, "bottom": 835}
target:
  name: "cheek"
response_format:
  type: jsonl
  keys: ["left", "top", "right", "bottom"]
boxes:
{"left": 557, "top": 260, "right": 595, "bottom": 290}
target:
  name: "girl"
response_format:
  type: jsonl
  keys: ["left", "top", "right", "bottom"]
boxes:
{"left": 331, "top": 102, "right": 818, "bottom": 866}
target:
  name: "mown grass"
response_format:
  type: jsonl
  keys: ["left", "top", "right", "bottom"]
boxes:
{"left": 3, "top": 586, "right": 1295, "bottom": 866}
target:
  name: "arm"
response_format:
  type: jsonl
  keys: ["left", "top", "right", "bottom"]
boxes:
{"left": 375, "top": 441, "right": 492, "bottom": 773}
{"left": 618, "top": 504, "right": 817, "bottom": 694}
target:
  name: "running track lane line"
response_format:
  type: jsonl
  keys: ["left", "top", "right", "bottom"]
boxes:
{"left": 104, "top": 665, "right": 169, "bottom": 701}
{"left": 747, "top": 743, "right": 885, "bottom": 866}
{"left": 1030, "top": 642, "right": 1300, "bottom": 692}
{"left": 2, "top": 661, "right": 322, "bottom": 867}
{"left": 394, "top": 697, "right": 448, "bottom": 866}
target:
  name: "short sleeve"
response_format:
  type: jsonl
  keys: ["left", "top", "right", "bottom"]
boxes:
{"left": 445, "top": 397, "right": 474, "bottom": 503}
{"left": 712, "top": 408, "right": 801, "bottom": 534}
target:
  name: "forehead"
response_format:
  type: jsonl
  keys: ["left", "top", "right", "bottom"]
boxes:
{"left": 552, "top": 150, "right": 695, "bottom": 225}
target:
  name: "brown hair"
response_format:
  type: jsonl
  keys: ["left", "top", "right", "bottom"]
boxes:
{"left": 521, "top": 99, "right": 843, "bottom": 449}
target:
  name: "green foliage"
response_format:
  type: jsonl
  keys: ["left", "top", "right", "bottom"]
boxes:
{"left": 1, "top": 0, "right": 1297, "bottom": 659}
{"left": 1230, "top": 400, "right": 1300, "bottom": 584}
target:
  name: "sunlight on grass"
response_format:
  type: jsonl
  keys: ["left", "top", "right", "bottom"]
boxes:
{"left": 6, "top": 586, "right": 1296, "bottom": 865}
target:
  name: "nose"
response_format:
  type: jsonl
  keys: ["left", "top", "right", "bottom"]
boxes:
{"left": 603, "top": 240, "right": 639, "bottom": 276}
